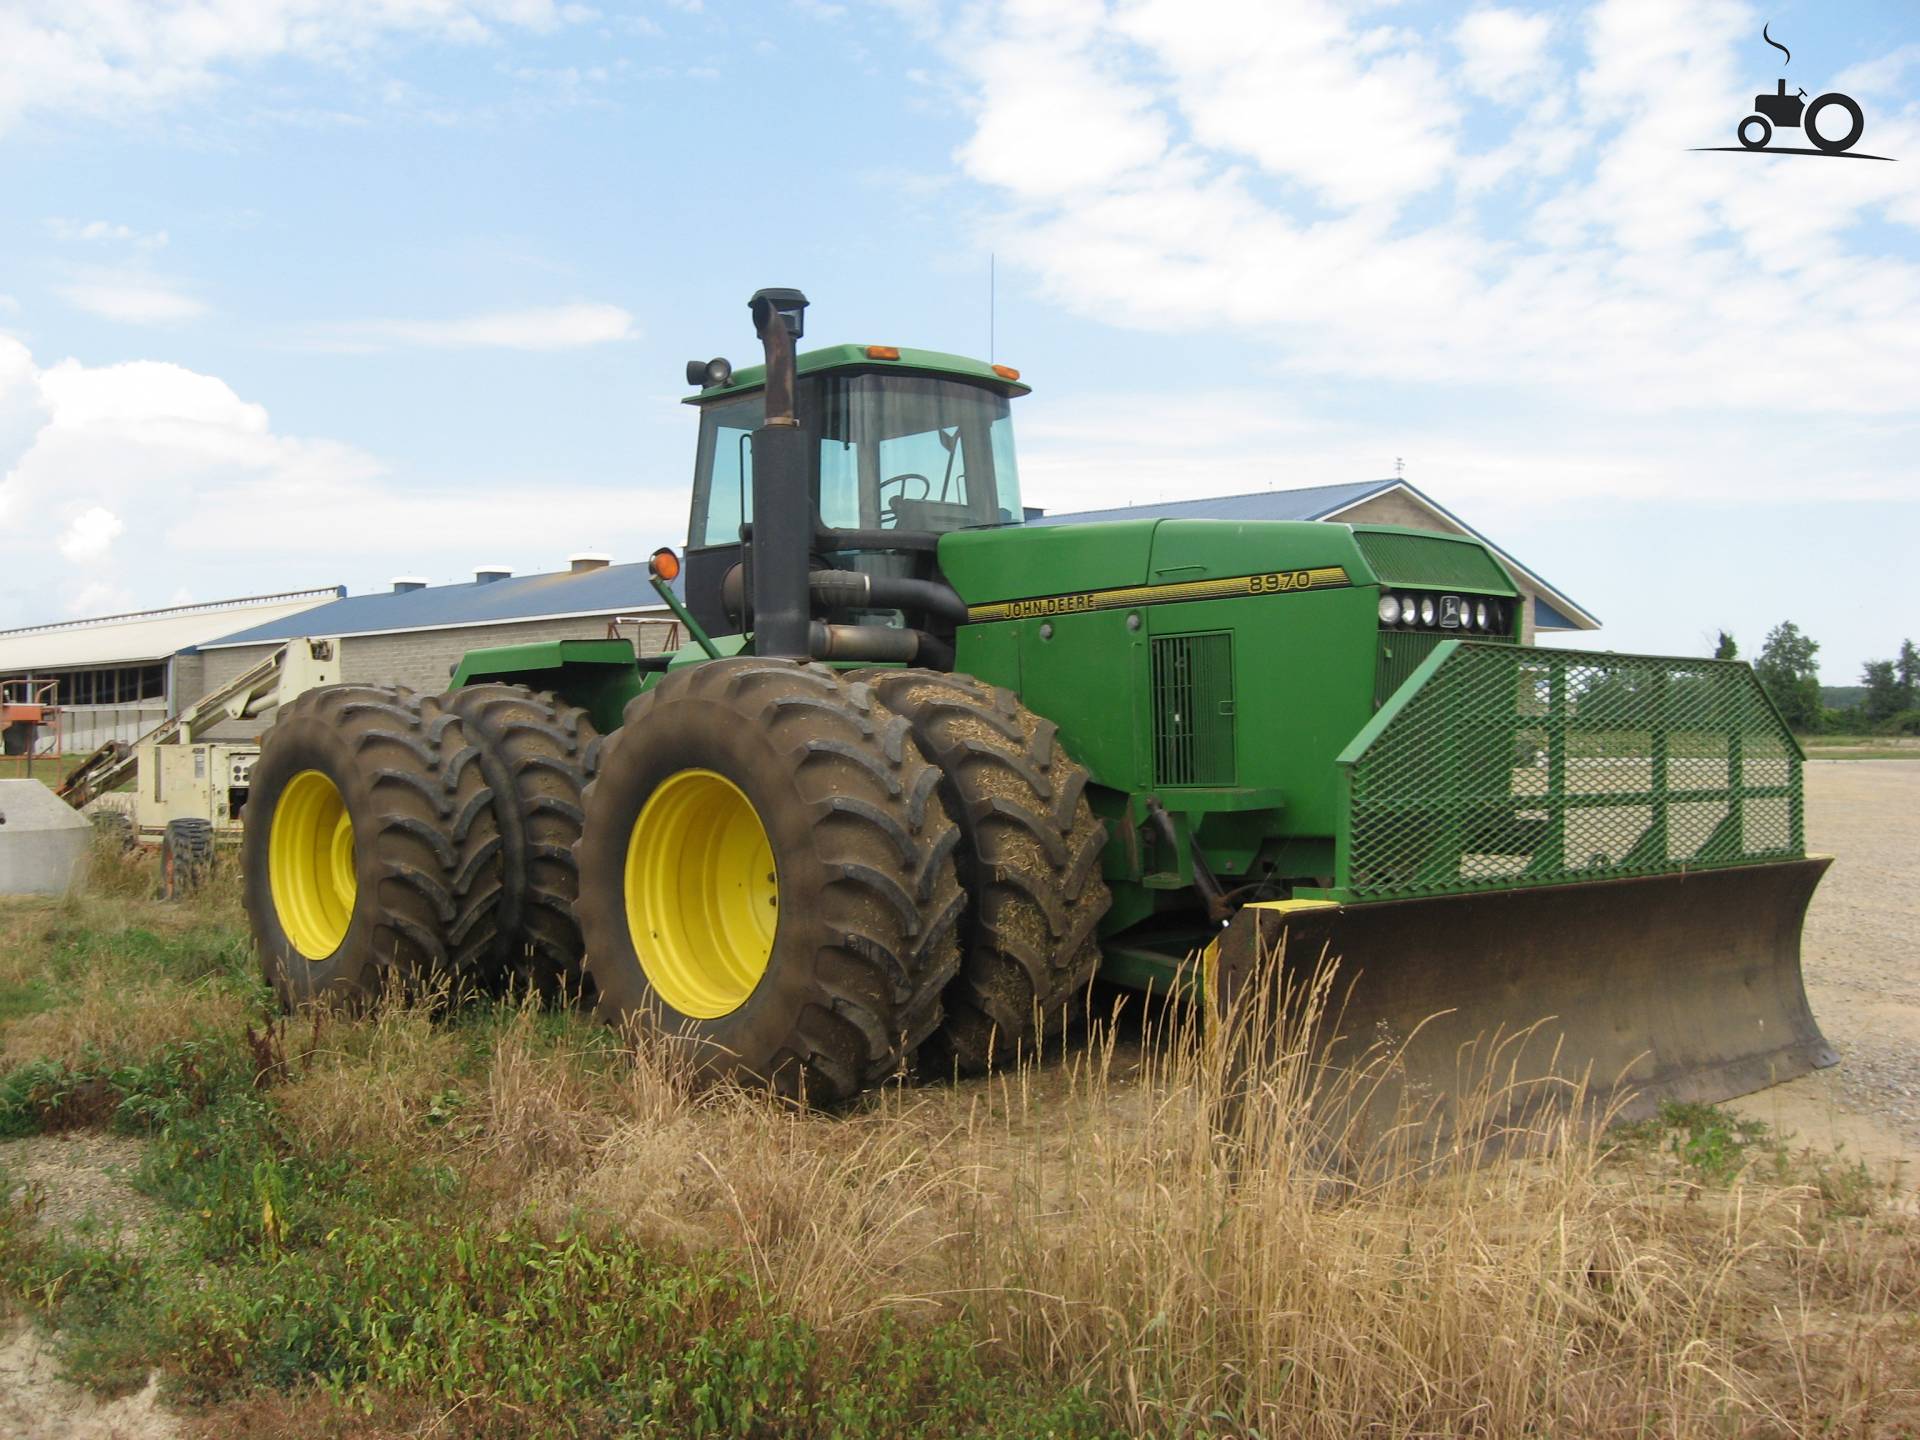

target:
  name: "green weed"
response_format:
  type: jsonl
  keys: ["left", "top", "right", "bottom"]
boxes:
{"left": 1612, "top": 1101, "right": 1780, "bottom": 1184}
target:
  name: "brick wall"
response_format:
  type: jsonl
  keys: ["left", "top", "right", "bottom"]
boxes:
{"left": 192, "top": 613, "right": 678, "bottom": 739}
{"left": 1335, "top": 494, "right": 1543, "bottom": 644}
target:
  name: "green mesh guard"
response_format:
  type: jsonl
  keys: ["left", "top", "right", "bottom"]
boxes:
{"left": 1334, "top": 643, "right": 1803, "bottom": 902}
{"left": 1353, "top": 530, "right": 1514, "bottom": 593}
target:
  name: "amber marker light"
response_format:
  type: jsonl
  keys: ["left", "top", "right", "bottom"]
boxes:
{"left": 991, "top": 363, "right": 1021, "bottom": 380}
{"left": 649, "top": 547, "right": 681, "bottom": 581}
{"left": 866, "top": 345, "right": 901, "bottom": 360}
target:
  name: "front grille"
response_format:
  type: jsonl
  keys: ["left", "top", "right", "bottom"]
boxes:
{"left": 1375, "top": 630, "right": 1446, "bottom": 707}
{"left": 1151, "top": 632, "right": 1235, "bottom": 787}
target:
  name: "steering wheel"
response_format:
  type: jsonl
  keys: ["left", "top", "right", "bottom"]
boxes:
{"left": 878, "top": 472, "right": 931, "bottom": 527}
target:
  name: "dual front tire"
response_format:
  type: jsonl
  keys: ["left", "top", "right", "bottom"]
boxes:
{"left": 573, "top": 661, "right": 1112, "bottom": 1100}
{"left": 574, "top": 660, "right": 966, "bottom": 1103}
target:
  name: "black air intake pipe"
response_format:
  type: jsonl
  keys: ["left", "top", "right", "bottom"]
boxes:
{"left": 807, "top": 570, "right": 969, "bottom": 626}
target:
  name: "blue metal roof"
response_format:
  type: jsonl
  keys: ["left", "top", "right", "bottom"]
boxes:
{"left": 197, "top": 562, "right": 673, "bottom": 650}
{"left": 1031, "top": 479, "right": 1394, "bottom": 528}
{"left": 1033, "top": 479, "right": 1597, "bottom": 630}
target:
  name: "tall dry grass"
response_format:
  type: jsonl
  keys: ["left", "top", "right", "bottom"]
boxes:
{"left": 15, "top": 836, "right": 1905, "bottom": 1434}
{"left": 267, "top": 953, "right": 1920, "bottom": 1438}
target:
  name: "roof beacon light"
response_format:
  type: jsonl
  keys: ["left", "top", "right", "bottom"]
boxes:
{"left": 866, "top": 345, "right": 901, "bottom": 360}
{"left": 992, "top": 363, "right": 1021, "bottom": 381}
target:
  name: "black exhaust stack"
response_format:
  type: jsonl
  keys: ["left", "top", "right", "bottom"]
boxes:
{"left": 747, "top": 287, "right": 812, "bottom": 659}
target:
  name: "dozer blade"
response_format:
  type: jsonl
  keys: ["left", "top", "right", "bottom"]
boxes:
{"left": 1209, "top": 858, "right": 1835, "bottom": 1136}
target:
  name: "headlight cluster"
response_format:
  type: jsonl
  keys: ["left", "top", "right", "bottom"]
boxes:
{"left": 1378, "top": 591, "right": 1512, "bottom": 634}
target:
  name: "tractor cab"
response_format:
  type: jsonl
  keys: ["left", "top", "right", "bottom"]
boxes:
{"left": 679, "top": 338, "right": 1029, "bottom": 639}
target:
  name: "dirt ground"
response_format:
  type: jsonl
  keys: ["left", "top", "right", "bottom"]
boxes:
{"left": 0, "top": 1137, "right": 176, "bottom": 1440}
{"left": 1727, "top": 761, "right": 1920, "bottom": 1174}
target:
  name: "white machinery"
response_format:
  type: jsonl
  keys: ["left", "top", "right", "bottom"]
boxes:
{"left": 61, "top": 638, "right": 341, "bottom": 845}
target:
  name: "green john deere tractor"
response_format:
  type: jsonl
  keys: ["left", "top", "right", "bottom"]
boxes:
{"left": 241, "top": 287, "right": 1833, "bottom": 1115}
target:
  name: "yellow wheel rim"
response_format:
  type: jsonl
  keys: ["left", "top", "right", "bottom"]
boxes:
{"left": 625, "top": 769, "right": 777, "bottom": 1019}
{"left": 269, "top": 769, "right": 357, "bottom": 960}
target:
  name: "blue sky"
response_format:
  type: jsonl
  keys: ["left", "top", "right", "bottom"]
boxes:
{"left": 0, "top": 0, "right": 1915, "bottom": 682}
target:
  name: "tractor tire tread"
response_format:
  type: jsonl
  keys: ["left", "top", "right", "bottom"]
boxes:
{"left": 863, "top": 669, "right": 1113, "bottom": 1075}
{"left": 243, "top": 684, "right": 503, "bottom": 1005}
{"left": 581, "top": 659, "right": 962, "bottom": 1103}
{"left": 441, "top": 684, "right": 601, "bottom": 999}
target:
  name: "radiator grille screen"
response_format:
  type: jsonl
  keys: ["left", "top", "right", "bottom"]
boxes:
{"left": 1151, "top": 632, "right": 1235, "bottom": 787}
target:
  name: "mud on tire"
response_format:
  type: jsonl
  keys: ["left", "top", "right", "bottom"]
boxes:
{"left": 864, "top": 669, "right": 1111, "bottom": 1074}
{"left": 574, "top": 658, "right": 963, "bottom": 1104}
{"left": 441, "top": 684, "right": 600, "bottom": 1000}
{"left": 242, "top": 685, "right": 502, "bottom": 1008}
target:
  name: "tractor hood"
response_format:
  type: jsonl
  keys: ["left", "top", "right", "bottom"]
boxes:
{"left": 939, "top": 519, "right": 1522, "bottom": 611}
{"left": 939, "top": 518, "right": 1385, "bottom": 611}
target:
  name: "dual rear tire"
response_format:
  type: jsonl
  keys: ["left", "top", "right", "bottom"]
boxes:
{"left": 245, "top": 661, "right": 1111, "bottom": 1104}
{"left": 244, "top": 683, "right": 597, "bottom": 1008}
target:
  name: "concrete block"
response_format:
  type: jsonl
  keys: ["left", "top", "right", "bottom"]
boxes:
{"left": 0, "top": 779, "right": 93, "bottom": 897}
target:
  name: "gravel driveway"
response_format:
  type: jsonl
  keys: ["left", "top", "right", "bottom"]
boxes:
{"left": 1729, "top": 760, "right": 1920, "bottom": 1169}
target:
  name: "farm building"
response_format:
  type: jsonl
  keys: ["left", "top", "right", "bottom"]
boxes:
{"left": 1035, "top": 479, "right": 1597, "bottom": 643}
{"left": 187, "top": 554, "right": 678, "bottom": 737}
{"left": 0, "top": 588, "right": 343, "bottom": 754}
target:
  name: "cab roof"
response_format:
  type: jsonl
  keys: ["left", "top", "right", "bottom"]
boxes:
{"left": 682, "top": 343, "right": 1031, "bottom": 405}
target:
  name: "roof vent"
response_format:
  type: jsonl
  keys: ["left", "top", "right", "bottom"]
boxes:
{"left": 568, "top": 551, "right": 612, "bottom": 574}
{"left": 392, "top": 577, "right": 429, "bottom": 593}
{"left": 475, "top": 565, "right": 511, "bottom": 584}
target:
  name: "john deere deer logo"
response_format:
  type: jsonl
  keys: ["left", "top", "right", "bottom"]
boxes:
{"left": 1694, "top": 24, "right": 1895, "bottom": 162}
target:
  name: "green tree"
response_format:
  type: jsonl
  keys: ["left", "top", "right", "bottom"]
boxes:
{"left": 1898, "top": 639, "right": 1919, "bottom": 709}
{"left": 1713, "top": 631, "right": 1738, "bottom": 660}
{"left": 1862, "top": 659, "right": 1904, "bottom": 725}
{"left": 1754, "top": 622, "right": 1823, "bottom": 732}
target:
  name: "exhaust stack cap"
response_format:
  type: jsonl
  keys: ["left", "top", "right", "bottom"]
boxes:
{"left": 568, "top": 552, "right": 612, "bottom": 574}
{"left": 749, "top": 287, "right": 808, "bottom": 339}
{"left": 475, "top": 565, "right": 511, "bottom": 584}
{"left": 392, "top": 577, "right": 429, "bottom": 593}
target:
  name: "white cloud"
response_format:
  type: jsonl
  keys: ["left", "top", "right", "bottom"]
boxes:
{"left": 946, "top": 0, "right": 1920, "bottom": 453}
{"left": 47, "top": 218, "right": 168, "bottom": 249}
{"left": 58, "top": 505, "right": 123, "bottom": 561}
{"left": 1834, "top": 43, "right": 1920, "bottom": 100}
{"left": 1455, "top": 7, "right": 1554, "bottom": 101}
{"left": 0, "top": 0, "right": 590, "bottom": 135}
{"left": 66, "top": 581, "right": 135, "bottom": 618}
{"left": 1116, "top": 0, "right": 1461, "bottom": 211}
{"left": 321, "top": 302, "right": 637, "bottom": 351}
{"left": 56, "top": 276, "right": 206, "bottom": 325}
{"left": 0, "top": 334, "right": 685, "bottom": 628}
